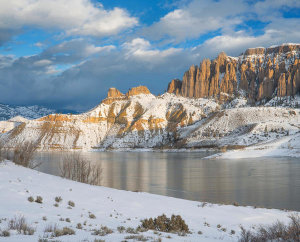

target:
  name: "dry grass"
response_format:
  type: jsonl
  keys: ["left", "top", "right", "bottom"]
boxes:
{"left": 59, "top": 153, "right": 102, "bottom": 185}
{"left": 239, "top": 214, "right": 300, "bottom": 242}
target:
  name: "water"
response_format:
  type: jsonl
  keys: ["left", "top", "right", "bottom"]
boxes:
{"left": 34, "top": 151, "right": 300, "bottom": 211}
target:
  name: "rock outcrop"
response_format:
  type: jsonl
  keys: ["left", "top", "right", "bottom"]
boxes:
{"left": 167, "top": 79, "right": 182, "bottom": 95}
{"left": 167, "top": 43, "right": 300, "bottom": 102}
{"left": 126, "top": 86, "right": 150, "bottom": 97}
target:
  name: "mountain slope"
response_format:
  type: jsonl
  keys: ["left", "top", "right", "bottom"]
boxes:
{"left": 1, "top": 43, "right": 299, "bottom": 155}
{"left": 0, "top": 103, "right": 56, "bottom": 121}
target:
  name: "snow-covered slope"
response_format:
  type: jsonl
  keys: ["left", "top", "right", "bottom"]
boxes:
{"left": 0, "top": 103, "right": 56, "bottom": 121}
{"left": 0, "top": 88, "right": 299, "bottom": 157}
{"left": 0, "top": 92, "right": 219, "bottom": 150}
{"left": 0, "top": 161, "right": 297, "bottom": 242}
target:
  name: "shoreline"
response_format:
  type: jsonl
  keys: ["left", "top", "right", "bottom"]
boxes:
{"left": 0, "top": 161, "right": 299, "bottom": 241}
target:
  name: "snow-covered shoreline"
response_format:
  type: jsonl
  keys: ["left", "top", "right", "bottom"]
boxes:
{"left": 207, "top": 133, "right": 300, "bottom": 159}
{"left": 0, "top": 161, "right": 298, "bottom": 241}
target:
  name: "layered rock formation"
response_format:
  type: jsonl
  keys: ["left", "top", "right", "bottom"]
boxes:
{"left": 167, "top": 44, "right": 300, "bottom": 102}
{"left": 1, "top": 43, "right": 300, "bottom": 152}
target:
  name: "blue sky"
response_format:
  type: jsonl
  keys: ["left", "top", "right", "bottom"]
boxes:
{"left": 0, "top": 0, "right": 299, "bottom": 110}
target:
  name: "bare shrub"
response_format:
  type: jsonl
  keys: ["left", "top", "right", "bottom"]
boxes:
{"left": 52, "top": 226, "right": 75, "bottom": 237}
{"left": 0, "top": 140, "right": 7, "bottom": 161}
{"left": 35, "top": 196, "right": 43, "bottom": 204}
{"left": 59, "top": 153, "right": 102, "bottom": 185}
{"left": 76, "top": 223, "right": 82, "bottom": 229}
{"left": 0, "top": 230, "right": 10, "bottom": 237}
{"left": 239, "top": 214, "right": 300, "bottom": 242}
{"left": 140, "top": 214, "right": 190, "bottom": 234}
{"left": 12, "top": 141, "right": 40, "bottom": 168}
{"left": 68, "top": 201, "right": 75, "bottom": 207}
{"left": 28, "top": 196, "right": 34, "bottom": 202}
{"left": 44, "top": 223, "right": 58, "bottom": 233}
{"left": 126, "top": 227, "right": 138, "bottom": 234}
{"left": 92, "top": 226, "right": 113, "bottom": 236}
{"left": 124, "top": 235, "right": 149, "bottom": 241}
{"left": 55, "top": 196, "right": 62, "bottom": 203}
{"left": 117, "top": 226, "right": 126, "bottom": 233}
{"left": 8, "top": 215, "right": 35, "bottom": 235}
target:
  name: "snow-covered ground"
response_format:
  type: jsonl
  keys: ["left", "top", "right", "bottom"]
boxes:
{"left": 208, "top": 132, "right": 300, "bottom": 159}
{"left": 0, "top": 161, "right": 298, "bottom": 242}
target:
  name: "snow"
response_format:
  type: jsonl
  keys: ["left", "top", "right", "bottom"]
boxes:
{"left": 208, "top": 133, "right": 300, "bottom": 159}
{"left": 0, "top": 161, "right": 298, "bottom": 241}
{"left": 0, "top": 103, "right": 55, "bottom": 121}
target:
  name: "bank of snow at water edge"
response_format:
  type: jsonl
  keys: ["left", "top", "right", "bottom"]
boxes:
{"left": 208, "top": 132, "right": 300, "bottom": 159}
{"left": 0, "top": 161, "right": 298, "bottom": 242}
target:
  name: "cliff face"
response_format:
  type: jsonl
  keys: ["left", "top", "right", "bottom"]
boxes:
{"left": 1, "top": 43, "right": 300, "bottom": 151}
{"left": 167, "top": 44, "right": 300, "bottom": 102}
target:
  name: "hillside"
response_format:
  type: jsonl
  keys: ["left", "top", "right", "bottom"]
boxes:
{"left": 0, "top": 161, "right": 297, "bottom": 242}
{"left": 0, "top": 43, "right": 299, "bottom": 157}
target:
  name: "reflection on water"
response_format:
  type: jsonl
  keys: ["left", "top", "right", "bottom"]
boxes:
{"left": 35, "top": 151, "right": 300, "bottom": 211}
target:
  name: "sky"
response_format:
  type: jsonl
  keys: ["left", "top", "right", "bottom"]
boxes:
{"left": 0, "top": 0, "right": 299, "bottom": 111}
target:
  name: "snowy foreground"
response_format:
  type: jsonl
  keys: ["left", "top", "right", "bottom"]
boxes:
{"left": 0, "top": 162, "right": 298, "bottom": 242}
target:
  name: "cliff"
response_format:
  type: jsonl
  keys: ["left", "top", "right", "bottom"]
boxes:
{"left": 1, "top": 43, "right": 299, "bottom": 152}
{"left": 167, "top": 44, "right": 300, "bottom": 103}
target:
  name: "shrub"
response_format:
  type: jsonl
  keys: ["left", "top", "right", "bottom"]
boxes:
{"left": 55, "top": 196, "right": 62, "bottom": 203}
{"left": 117, "top": 226, "right": 125, "bottom": 233}
{"left": 65, "top": 218, "right": 71, "bottom": 223}
{"left": 8, "top": 215, "right": 35, "bottom": 235}
{"left": 42, "top": 216, "right": 47, "bottom": 221}
{"left": 89, "top": 213, "right": 96, "bottom": 219}
{"left": 52, "top": 226, "right": 75, "bottom": 237}
{"left": 231, "top": 229, "right": 236, "bottom": 235}
{"left": 140, "top": 214, "right": 190, "bottom": 234}
{"left": 124, "top": 235, "right": 148, "bottom": 241}
{"left": 12, "top": 141, "right": 40, "bottom": 169}
{"left": 0, "top": 141, "right": 9, "bottom": 161}
{"left": 54, "top": 203, "right": 59, "bottom": 207}
{"left": 44, "top": 223, "right": 58, "bottom": 233}
{"left": 28, "top": 196, "right": 34, "bottom": 202}
{"left": 59, "top": 153, "right": 102, "bottom": 185}
{"left": 126, "top": 227, "right": 138, "bottom": 234}
{"left": 239, "top": 214, "right": 300, "bottom": 242}
{"left": 92, "top": 226, "right": 113, "bottom": 236}
{"left": 35, "top": 196, "right": 43, "bottom": 204}
{"left": 1, "top": 230, "right": 10, "bottom": 237}
{"left": 68, "top": 201, "right": 75, "bottom": 207}
{"left": 76, "top": 223, "right": 82, "bottom": 229}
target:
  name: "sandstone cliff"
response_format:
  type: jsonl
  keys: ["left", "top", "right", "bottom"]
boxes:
{"left": 167, "top": 44, "right": 300, "bottom": 102}
{"left": 1, "top": 43, "right": 299, "bottom": 152}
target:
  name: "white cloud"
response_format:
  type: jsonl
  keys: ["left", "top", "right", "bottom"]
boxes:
{"left": 123, "top": 38, "right": 182, "bottom": 62}
{"left": 34, "top": 59, "right": 52, "bottom": 67}
{"left": 143, "top": 0, "right": 246, "bottom": 42}
{"left": 0, "top": 0, "right": 138, "bottom": 38}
